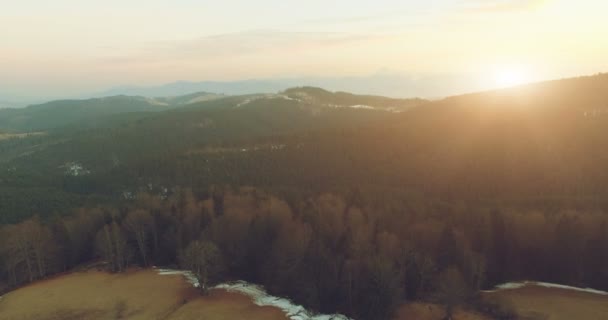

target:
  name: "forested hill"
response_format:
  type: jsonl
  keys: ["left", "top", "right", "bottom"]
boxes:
{"left": 0, "top": 88, "right": 426, "bottom": 223}
{"left": 283, "top": 86, "right": 426, "bottom": 111}
{"left": 0, "top": 91, "right": 223, "bottom": 132}
{"left": 375, "top": 73, "right": 608, "bottom": 200}
{"left": 2, "top": 75, "right": 608, "bottom": 223}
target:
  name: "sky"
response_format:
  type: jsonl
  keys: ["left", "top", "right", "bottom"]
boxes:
{"left": 1, "top": 0, "right": 608, "bottom": 100}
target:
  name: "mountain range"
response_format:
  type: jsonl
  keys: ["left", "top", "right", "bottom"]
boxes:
{"left": 96, "top": 74, "right": 479, "bottom": 99}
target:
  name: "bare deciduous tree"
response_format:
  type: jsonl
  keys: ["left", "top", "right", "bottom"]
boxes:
{"left": 124, "top": 209, "right": 153, "bottom": 266}
{"left": 433, "top": 267, "right": 472, "bottom": 320}
{"left": 0, "top": 218, "right": 57, "bottom": 284}
{"left": 96, "top": 222, "right": 130, "bottom": 272}
{"left": 179, "top": 240, "right": 222, "bottom": 294}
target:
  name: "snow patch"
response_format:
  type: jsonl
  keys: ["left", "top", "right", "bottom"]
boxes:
{"left": 156, "top": 268, "right": 351, "bottom": 320}
{"left": 215, "top": 281, "right": 352, "bottom": 320}
{"left": 494, "top": 282, "right": 527, "bottom": 290}
{"left": 534, "top": 282, "right": 608, "bottom": 295}
{"left": 484, "top": 281, "right": 608, "bottom": 295}
{"left": 122, "top": 191, "right": 135, "bottom": 200}
{"left": 270, "top": 144, "right": 286, "bottom": 150}
{"left": 145, "top": 98, "right": 169, "bottom": 106}
{"left": 278, "top": 94, "right": 302, "bottom": 102}
{"left": 186, "top": 94, "right": 223, "bottom": 104}
{"left": 63, "top": 162, "right": 90, "bottom": 176}
{"left": 236, "top": 94, "right": 302, "bottom": 107}
{"left": 155, "top": 268, "right": 200, "bottom": 287}
{"left": 160, "top": 187, "right": 169, "bottom": 199}
{"left": 236, "top": 94, "right": 272, "bottom": 107}
{"left": 322, "top": 103, "right": 402, "bottom": 112}
{"left": 348, "top": 104, "right": 376, "bottom": 110}
{"left": 236, "top": 98, "right": 256, "bottom": 107}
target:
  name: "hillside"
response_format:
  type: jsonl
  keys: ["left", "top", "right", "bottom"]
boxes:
{"left": 3, "top": 75, "right": 608, "bottom": 219}
{"left": 0, "top": 92, "right": 222, "bottom": 132}
{"left": 0, "top": 89, "right": 409, "bottom": 223}
{"left": 376, "top": 73, "right": 608, "bottom": 200}
{"left": 283, "top": 87, "right": 426, "bottom": 111}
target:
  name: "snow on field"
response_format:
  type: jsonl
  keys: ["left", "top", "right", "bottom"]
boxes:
{"left": 216, "top": 281, "right": 351, "bottom": 320}
{"left": 348, "top": 105, "right": 376, "bottom": 110}
{"left": 493, "top": 282, "right": 526, "bottom": 290}
{"left": 485, "top": 281, "right": 608, "bottom": 295}
{"left": 155, "top": 268, "right": 199, "bottom": 288}
{"left": 534, "top": 282, "right": 608, "bottom": 295}
{"left": 156, "top": 268, "right": 351, "bottom": 320}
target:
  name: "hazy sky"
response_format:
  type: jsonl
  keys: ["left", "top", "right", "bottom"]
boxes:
{"left": 2, "top": 0, "right": 607, "bottom": 99}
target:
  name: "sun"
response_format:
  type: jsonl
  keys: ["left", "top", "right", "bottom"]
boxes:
{"left": 492, "top": 66, "right": 532, "bottom": 88}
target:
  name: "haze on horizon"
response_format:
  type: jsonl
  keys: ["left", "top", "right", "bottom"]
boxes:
{"left": 2, "top": 0, "right": 607, "bottom": 100}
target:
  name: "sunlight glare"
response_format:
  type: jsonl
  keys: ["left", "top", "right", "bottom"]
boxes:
{"left": 493, "top": 66, "right": 532, "bottom": 88}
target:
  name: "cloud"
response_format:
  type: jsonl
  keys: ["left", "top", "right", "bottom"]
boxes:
{"left": 176, "top": 31, "right": 371, "bottom": 55}
{"left": 461, "top": 0, "right": 549, "bottom": 13}
{"left": 99, "top": 30, "right": 376, "bottom": 65}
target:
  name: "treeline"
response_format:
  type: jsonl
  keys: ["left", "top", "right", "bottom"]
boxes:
{"left": 1, "top": 187, "right": 607, "bottom": 319}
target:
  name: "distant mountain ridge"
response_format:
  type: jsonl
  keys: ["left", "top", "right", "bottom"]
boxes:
{"left": 0, "top": 86, "right": 428, "bottom": 132}
{"left": 99, "top": 80, "right": 288, "bottom": 97}
{"left": 0, "top": 91, "right": 223, "bottom": 132}
{"left": 0, "top": 98, "right": 39, "bottom": 109}
{"left": 96, "top": 74, "right": 467, "bottom": 99}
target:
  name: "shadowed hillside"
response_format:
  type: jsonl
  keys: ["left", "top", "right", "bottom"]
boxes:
{"left": 0, "top": 92, "right": 222, "bottom": 132}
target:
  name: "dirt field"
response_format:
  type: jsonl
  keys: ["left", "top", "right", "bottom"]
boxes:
{"left": 3, "top": 270, "right": 606, "bottom": 320}
{"left": 394, "top": 302, "right": 491, "bottom": 320}
{"left": 484, "top": 285, "right": 608, "bottom": 320}
{"left": 0, "top": 269, "right": 287, "bottom": 320}
{"left": 0, "top": 269, "right": 489, "bottom": 320}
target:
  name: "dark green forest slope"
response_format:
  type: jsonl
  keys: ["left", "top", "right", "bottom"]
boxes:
{"left": 3, "top": 76, "right": 608, "bottom": 223}
{"left": 0, "top": 92, "right": 222, "bottom": 132}
{"left": 0, "top": 88, "right": 427, "bottom": 223}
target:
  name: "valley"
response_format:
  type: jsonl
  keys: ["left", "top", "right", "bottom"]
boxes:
{"left": 1, "top": 76, "right": 608, "bottom": 319}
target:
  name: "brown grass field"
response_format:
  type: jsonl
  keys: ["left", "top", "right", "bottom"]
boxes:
{"left": 1, "top": 270, "right": 607, "bottom": 320}
{"left": 395, "top": 302, "right": 491, "bottom": 320}
{"left": 0, "top": 269, "right": 287, "bottom": 320}
{"left": 483, "top": 285, "right": 608, "bottom": 320}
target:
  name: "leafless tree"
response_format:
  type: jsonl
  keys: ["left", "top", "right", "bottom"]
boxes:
{"left": 434, "top": 267, "right": 472, "bottom": 320}
{"left": 96, "top": 222, "right": 130, "bottom": 272}
{"left": 179, "top": 240, "right": 222, "bottom": 294}
{"left": 124, "top": 209, "right": 153, "bottom": 266}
